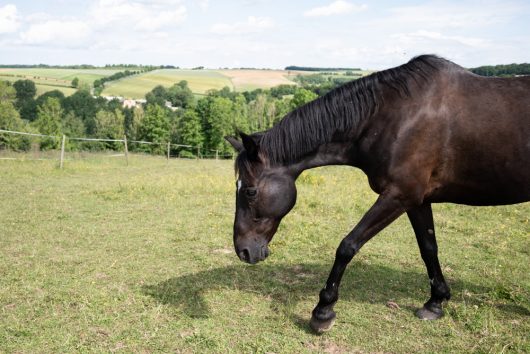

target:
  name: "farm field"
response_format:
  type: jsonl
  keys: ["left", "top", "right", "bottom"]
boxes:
{"left": 0, "top": 67, "right": 369, "bottom": 99}
{"left": 102, "top": 69, "right": 308, "bottom": 99}
{"left": 0, "top": 156, "right": 528, "bottom": 353}
{"left": 218, "top": 69, "right": 304, "bottom": 92}
{"left": 102, "top": 69, "right": 234, "bottom": 98}
{"left": 0, "top": 68, "right": 121, "bottom": 96}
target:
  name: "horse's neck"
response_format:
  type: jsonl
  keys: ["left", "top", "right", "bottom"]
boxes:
{"left": 285, "top": 141, "right": 355, "bottom": 177}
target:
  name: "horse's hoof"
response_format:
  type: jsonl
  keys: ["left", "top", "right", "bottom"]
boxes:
{"left": 309, "top": 315, "right": 336, "bottom": 334}
{"left": 416, "top": 305, "right": 443, "bottom": 320}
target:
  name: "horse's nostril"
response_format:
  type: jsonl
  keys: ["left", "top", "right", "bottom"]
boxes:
{"left": 239, "top": 249, "right": 250, "bottom": 262}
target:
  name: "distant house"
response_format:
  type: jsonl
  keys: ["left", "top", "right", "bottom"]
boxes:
{"left": 123, "top": 99, "right": 137, "bottom": 109}
{"left": 100, "top": 96, "right": 177, "bottom": 110}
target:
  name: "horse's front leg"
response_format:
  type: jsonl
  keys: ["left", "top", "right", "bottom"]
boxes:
{"left": 310, "top": 193, "right": 406, "bottom": 333}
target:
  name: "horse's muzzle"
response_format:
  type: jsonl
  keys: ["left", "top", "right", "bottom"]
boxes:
{"left": 237, "top": 244, "right": 269, "bottom": 264}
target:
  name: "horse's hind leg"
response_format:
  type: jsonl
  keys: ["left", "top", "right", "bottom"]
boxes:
{"left": 407, "top": 203, "right": 451, "bottom": 320}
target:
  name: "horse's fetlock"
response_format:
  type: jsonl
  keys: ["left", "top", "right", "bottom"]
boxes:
{"left": 430, "top": 281, "right": 451, "bottom": 303}
{"left": 319, "top": 288, "right": 338, "bottom": 304}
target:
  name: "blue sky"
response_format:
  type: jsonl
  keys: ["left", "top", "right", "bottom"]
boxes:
{"left": 0, "top": 0, "right": 529, "bottom": 69}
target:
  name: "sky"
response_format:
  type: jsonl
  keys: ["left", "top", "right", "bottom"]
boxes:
{"left": 0, "top": 0, "right": 529, "bottom": 69}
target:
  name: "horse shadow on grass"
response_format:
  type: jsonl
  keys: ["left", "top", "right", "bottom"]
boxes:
{"left": 142, "top": 261, "right": 529, "bottom": 330}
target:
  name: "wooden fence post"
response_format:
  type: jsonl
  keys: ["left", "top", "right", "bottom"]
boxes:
{"left": 215, "top": 150, "right": 219, "bottom": 160}
{"left": 197, "top": 146, "right": 201, "bottom": 159}
{"left": 59, "top": 134, "right": 66, "bottom": 169}
{"left": 123, "top": 135, "right": 129, "bottom": 166}
{"left": 167, "top": 142, "right": 170, "bottom": 162}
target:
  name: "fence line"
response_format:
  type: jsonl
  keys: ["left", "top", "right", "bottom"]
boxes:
{"left": 0, "top": 128, "right": 233, "bottom": 168}
{"left": 69, "top": 136, "right": 124, "bottom": 142}
{"left": 0, "top": 129, "right": 61, "bottom": 139}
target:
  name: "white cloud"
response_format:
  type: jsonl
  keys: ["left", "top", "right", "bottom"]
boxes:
{"left": 211, "top": 16, "right": 274, "bottom": 34}
{"left": 90, "top": 0, "right": 187, "bottom": 30}
{"left": 0, "top": 4, "right": 19, "bottom": 34}
{"left": 20, "top": 20, "right": 91, "bottom": 45}
{"left": 389, "top": 2, "right": 522, "bottom": 29}
{"left": 135, "top": 7, "right": 187, "bottom": 30}
{"left": 304, "top": 1, "right": 366, "bottom": 17}
{"left": 197, "top": 0, "right": 209, "bottom": 11}
{"left": 392, "top": 30, "right": 489, "bottom": 49}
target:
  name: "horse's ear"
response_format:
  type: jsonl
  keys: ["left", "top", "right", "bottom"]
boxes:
{"left": 224, "top": 136, "right": 243, "bottom": 152}
{"left": 240, "top": 132, "right": 260, "bottom": 161}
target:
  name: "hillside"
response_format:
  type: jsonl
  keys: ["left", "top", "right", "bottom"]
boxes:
{"left": 0, "top": 68, "right": 121, "bottom": 96}
{"left": 102, "top": 69, "right": 304, "bottom": 99}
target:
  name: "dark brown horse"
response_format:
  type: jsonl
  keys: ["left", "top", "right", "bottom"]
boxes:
{"left": 225, "top": 55, "right": 530, "bottom": 333}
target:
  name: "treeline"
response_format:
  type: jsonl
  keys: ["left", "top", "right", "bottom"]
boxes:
{"left": 0, "top": 64, "right": 100, "bottom": 69}
{"left": 470, "top": 63, "right": 530, "bottom": 77}
{"left": 0, "top": 64, "right": 167, "bottom": 70}
{"left": 285, "top": 65, "right": 361, "bottom": 71}
{"left": 0, "top": 78, "right": 332, "bottom": 157}
{"left": 93, "top": 68, "right": 156, "bottom": 95}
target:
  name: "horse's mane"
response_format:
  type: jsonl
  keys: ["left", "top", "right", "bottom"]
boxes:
{"left": 258, "top": 55, "right": 451, "bottom": 165}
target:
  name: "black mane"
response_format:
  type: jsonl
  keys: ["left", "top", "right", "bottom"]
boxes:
{"left": 259, "top": 55, "right": 451, "bottom": 165}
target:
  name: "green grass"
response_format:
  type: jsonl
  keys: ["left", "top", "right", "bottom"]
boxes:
{"left": 102, "top": 69, "right": 234, "bottom": 98}
{"left": 0, "top": 68, "right": 121, "bottom": 96}
{"left": 103, "top": 69, "right": 304, "bottom": 98}
{"left": 0, "top": 155, "right": 528, "bottom": 353}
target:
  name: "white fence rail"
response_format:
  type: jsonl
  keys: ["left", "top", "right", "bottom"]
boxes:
{"left": 0, "top": 129, "right": 234, "bottom": 168}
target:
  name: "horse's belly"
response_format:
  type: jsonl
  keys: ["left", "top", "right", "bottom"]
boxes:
{"left": 427, "top": 181, "right": 530, "bottom": 206}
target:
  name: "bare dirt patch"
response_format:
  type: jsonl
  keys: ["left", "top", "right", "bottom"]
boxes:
{"left": 219, "top": 69, "right": 301, "bottom": 91}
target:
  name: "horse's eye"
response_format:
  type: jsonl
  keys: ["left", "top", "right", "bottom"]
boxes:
{"left": 246, "top": 188, "right": 257, "bottom": 198}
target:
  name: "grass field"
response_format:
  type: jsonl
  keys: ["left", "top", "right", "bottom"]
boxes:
{"left": 0, "top": 156, "right": 528, "bottom": 353}
{"left": 0, "top": 67, "right": 366, "bottom": 100}
{"left": 102, "top": 69, "right": 234, "bottom": 98}
{"left": 0, "top": 68, "right": 121, "bottom": 97}
{"left": 218, "top": 69, "right": 304, "bottom": 92}
{"left": 102, "top": 69, "right": 304, "bottom": 99}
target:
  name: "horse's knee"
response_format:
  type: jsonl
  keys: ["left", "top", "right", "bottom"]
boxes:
{"left": 336, "top": 239, "right": 357, "bottom": 262}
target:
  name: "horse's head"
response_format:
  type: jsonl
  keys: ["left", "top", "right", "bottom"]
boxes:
{"left": 226, "top": 133, "right": 297, "bottom": 264}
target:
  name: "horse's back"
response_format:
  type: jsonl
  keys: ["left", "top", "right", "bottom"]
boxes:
{"left": 430, "top": 70, "right": 529, "bottom": 205}
{"left": 366, "top": 67, "right": 530, "bottom": 206}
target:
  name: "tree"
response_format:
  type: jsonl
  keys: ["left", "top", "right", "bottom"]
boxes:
{"left": 95, "top": 109, "right": 125, "bottom": 150}
{"left": 62, "top": 90, "right": 97, "bottom": 135}
{"left": 62, "top": 111, "right": 85, "bottom": 137}
{"left": 71, "top": 77, "right": 79, "bottom": 88}
{"left": 13, "top": 79, "right": 37, "bottom": 121}
{"left": 145, "top": 85, "right": 168, "bottom": 107}
{"left": 13, "top": 79, "right": 36, "bottom": 103}
{"left": 232, "top": 94, "right": 250, "bottom": 133}
{"left": 0, "top": 81, "right": 32, "bottom": 150}
{"left": 198, "top": 96, "right": 233, "bottom": 154}
{"left": 36, "top": 90, "right": 65, "bottom": 108}
{"left": 32, "top": 97, "right": 63, "bottom": 150}
{"left": 178, "top": 110, "right": 203, "bottom": 153}
{"left": 167, "top": 80, "right": 194, "bottom": 108}
{"left": 125, "top": 106, "right": 144, "bottom": 141}
{"left": 290, "top": 88, "right": 318, "bottom": 110}
{"left": 248, "top": 94, "right": 267, "bottom": 131}
{"left": 62, "top": 111, "right": 85, "bottom": 150}
{"left": 137, "top": 104, "right": 170, "bottom": 153}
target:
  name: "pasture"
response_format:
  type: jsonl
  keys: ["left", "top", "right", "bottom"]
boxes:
{"left": 0, "top": 68, "right": 121, "bottom": 96}
{"left": 218, "top": 69, "right": 304, "bottom": 92}
{"left": 102, "top": 69, "right": 234, "bottom": 98}
{"left": 102, "top": 69, "right": 305, "bottom": 99}
{"left": 0, "top": 156, "right": 528, "bottom": 353}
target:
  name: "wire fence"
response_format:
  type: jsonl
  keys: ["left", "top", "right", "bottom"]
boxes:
{"left": 0, "top": 129, "right": 235, "bottom": 168}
